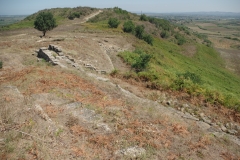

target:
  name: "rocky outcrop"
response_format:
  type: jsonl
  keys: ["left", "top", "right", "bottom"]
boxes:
{"left": 37, "top": 46, "right": 61, "bottom": 65}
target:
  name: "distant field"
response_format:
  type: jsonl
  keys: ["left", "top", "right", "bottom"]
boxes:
{"left": 185, "top": 19, "right": 240, "bottom": 77}
{"left": 0, "top": 15, "right": 27, "bottom": 26}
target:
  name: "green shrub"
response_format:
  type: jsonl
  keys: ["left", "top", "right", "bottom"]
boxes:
{"left": 178, "top": 71, "right": 202, "bottom": 84}
{"left": 0, "top": 61, "right": 2, "bottom": 69}
{"left": 140, "top": 14, "right": 148, "bottom": 21}
{"left": 160, "top": 30, "right": 170, "bottom": 38}
{"left": 119, "top": 49, "right": 152, "bottom": 72}
{"left": 143, "top": 34, "right": 153, "bottom": 45}
{"left": 175, "top": 33, "right": 186, "bottom": 45}
{"left": 68, "top": 12, "right": 81, "bottom": 20}
{"left": 113, "top": 7, "right": 128, "bottom": 14}
{"left": 135, "top": 25, "right": 144, "bottom": 39}
{"left": 110, "top": 69, "right": 119, "bottom": 77}
{"left": 108, "top": 18, "right": 120, "bottom": 28}
{"left": 123, "top": 20, "right": 135, "bottom": 33}
{"left": 131, "top": 49, "right": 152, "bottom": 72}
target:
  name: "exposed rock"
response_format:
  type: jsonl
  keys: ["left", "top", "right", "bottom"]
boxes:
{"left": 181, "top": 107, "right": 185, "bottom": 112}
{"left": 96, "top": 123, "right": 112, "bottom": 132}
{"left": 66, "top": 102, "right": 82, "bottom": 109}
{"left": 207, "top": 126, "right": 221, "bottom": 132}
{"left": 182, "top": 112, "right": 199, "bottom": 121}
{"left": 35, "top": 104, "right": 52, "bottom": 122}
{"left": 202, "top": 117, "right": 212, "bottom": 125}
{"left": 49, "top": 44, "right": 62, "bottom": 53}
{"left": 66, "top": 55, "right": 75, "bottom": 62}
{"left": 220, "top": 125, "right": 227, "bottom": 132}
{"left": 197, "top": 121, "right": 211, "bottom": 131}
{"left": 96, "top": 77, "right": 109, "bottom": 82}
{"left": 58, "top": 52, "right": 64, "bottom": 56}
{"left": 234, "top": 124, "right": 240, "bottom": 131}
{"left": 166, "top": 101, "right": 171, "bottom": 106}
{"left": 115, "top": 146, "right": 146, "bottom": 158}
{"left": 227, "top": 129, "right": 238, "bottom": 135}
{"left": 200, "top": 113, "right": 205, "bottom": 118}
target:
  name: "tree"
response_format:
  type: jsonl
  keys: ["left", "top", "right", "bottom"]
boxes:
{"left": 34, "top": 12, "right": 57, "bottom": 36}
{"left": 108, "top": 18, "right": 120, "bottom": 28}
{"left": 123, "top": 20, "right": 135, "bottom": 33}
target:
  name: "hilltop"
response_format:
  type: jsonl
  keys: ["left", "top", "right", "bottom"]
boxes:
{"left": 0, "top": 6, "right": 240, "bottom": 159}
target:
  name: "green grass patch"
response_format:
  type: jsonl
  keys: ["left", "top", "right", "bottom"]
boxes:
{"left": 119, "top": 35, "right": 240, "bottom": 110}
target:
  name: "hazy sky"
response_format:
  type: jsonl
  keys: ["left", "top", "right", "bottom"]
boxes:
{"left": 0, "top": 0, "right": 239, "bottom": 15}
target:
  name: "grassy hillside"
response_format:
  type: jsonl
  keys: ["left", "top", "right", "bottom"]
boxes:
{"left": 87, "top": 7, "right": 240, "bottom": 110}
{"left": 0, "top": 7, "right": 97, "bottom": 30}
{"left": 1, "top": 7, "right": 239, "bottom": 110}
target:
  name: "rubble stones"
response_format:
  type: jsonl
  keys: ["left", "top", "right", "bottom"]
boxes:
{"left": 115, "top": 146, "right": 146, "bottom": 158}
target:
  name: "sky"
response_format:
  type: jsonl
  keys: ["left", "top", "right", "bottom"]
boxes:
{"left": 0, "top": 0, "right": 240, "bottom": 15}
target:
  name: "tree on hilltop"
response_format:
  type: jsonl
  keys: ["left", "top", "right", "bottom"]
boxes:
{"left": 34, "top": 12, "right": 57, "bottom": 36}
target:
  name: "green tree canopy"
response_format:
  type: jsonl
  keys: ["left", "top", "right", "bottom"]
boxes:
{"left": 34, "top": 12, "right": 57, "bottom": 36}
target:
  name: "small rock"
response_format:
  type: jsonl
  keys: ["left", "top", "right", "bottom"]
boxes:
{"left": 37, "top": 58, "right": 42, "bottom": 62}
{"left": 220, "top": 125, "right": 227, "bottom": 132}
{"left": 225, "top": 123, "right": 231, "bottom": 129}
{"left": 234, "top": 124, "right": 240, "bottom": 131}
{"left": 197, "top": 121, "right": 211, "bottom": 131}
{"left": 58, "top": 52, "right": 64, "bottom": 56}
{"left": 115, "top": 146, "right": 146, "bottom": 158}
{"left": 200, "top": 113, "right": 205, "bottom": 118}
{"left": 227, "top": 129, "right": 238, "bottom": 135}
{"left": 166, "top": 101, "right": 171, "bottom": 106}
{"left": 202, "top": 117, "right": 212, "bottom": 125}
{"left": 182, "top": 104, "right": 189, "bottom": 108}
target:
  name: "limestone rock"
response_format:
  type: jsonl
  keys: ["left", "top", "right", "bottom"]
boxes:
{"left": 115, "top": 146, "right": 146, "bottom": 158}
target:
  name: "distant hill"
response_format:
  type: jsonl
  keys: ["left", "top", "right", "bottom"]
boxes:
{"left": 0, "top": 7, "right": 97, "bottom": 30}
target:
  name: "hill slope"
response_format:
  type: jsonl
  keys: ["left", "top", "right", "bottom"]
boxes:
{"left": 0, "top": 7, "right": 240, "bottom": 159}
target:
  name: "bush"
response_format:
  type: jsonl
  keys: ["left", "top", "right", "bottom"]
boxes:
{"left": 140, "top": 14, "right": 148, "bottom": 21}
{"left": 160, "top": 30, "right": 170, "bottom": 38}
{"left": 0, "top": 61, "right": 2, "bottom": 69}
{"left": 132, "top": 49, "right": 152, "bottom": 72}
{"left": 178, "top": 71, "right": 202, "bottom": 84}
{"left": 143, "top": 34, "right": 153, "bottom": 45}
{"left": 68, "top": 12, "right": 81, "bottom": 20}
{"left": 123, "top": 20, "right": 135, "bottom": 33}
{"left": 108, "top": 18, "right": 120, "bottom": 28}
{"left": 118, "top": 49, "right": 152, "bottom": 72}
{"left": 175, "top": 33, "right": 186, "bottom": 45}
{"left": 113, "top": 7, "right": 128, "bottom": 14}
{"left": 135, "top": 25, "right": 144, "bottom": 39}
